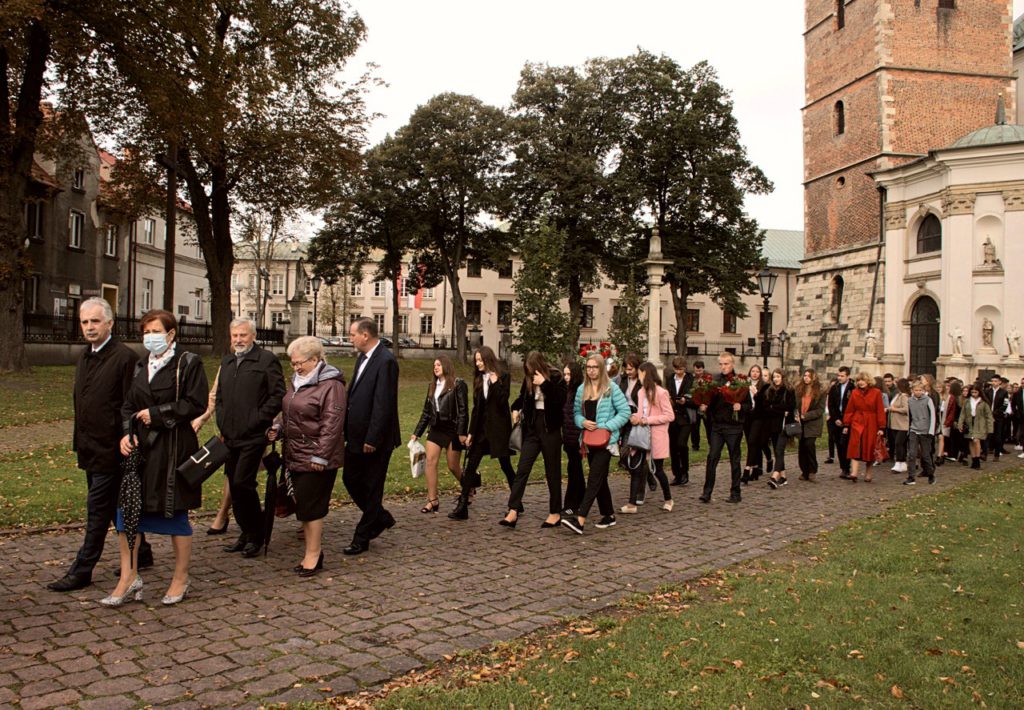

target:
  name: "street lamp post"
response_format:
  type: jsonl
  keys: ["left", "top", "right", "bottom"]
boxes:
{"left": 779, "top": 330, "right": 789, "bottom": 367}
{"left": 311, "top": 274, "right": 322, "bottom": 337}
{"left": 234, "top": 282, "right": 245, "bottom": 319}
{"left": 757, "top": 268, "right": 778, "bottom": 368}
{"left": 258, "top": 267, "right": 270, "bottom": 329}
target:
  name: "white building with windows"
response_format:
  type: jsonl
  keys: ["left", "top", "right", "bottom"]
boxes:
{"left": 872, "top": 110, "right": 1024, "bottom": 381}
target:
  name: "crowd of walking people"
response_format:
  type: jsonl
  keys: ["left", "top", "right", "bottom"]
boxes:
{"left": 47, "top": 298, "right": 1015, "bottom": 604}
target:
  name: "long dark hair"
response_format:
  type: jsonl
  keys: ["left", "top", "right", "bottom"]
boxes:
{"left": 796, "top": 369, "right": 822, "bottom": 400}
{"left": 428, "top": 356, "right": 456, "bottom": 396}
{"left": 524, "top": 351, "right": 552, "bottom": 394}
{"left": 473, "top": 346, "right": 504, "bottom": 395}
{"left": 564, "top": 361, "right": 584, "bottom": 394}
{"left": 638, "top": 362, "right": 661, "bottom": 403}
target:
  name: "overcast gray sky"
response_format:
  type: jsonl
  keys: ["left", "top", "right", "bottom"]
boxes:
{"left": 346, "top": 0, "right": 1024, "bottom": 233}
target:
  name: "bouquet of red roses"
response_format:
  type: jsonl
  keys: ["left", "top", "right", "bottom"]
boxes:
{"left": 719, "top": 374, "right": 751, "bottom": 405}
{"left": 690, "top": 373, "right": 717, "bottom": 407}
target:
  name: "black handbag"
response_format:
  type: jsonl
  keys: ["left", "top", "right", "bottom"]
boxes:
{"left": 177, "top": 435, "right": 229, "bottom": 489}
{"left": 784, "top": 418, "right": 802, "bottom": 438}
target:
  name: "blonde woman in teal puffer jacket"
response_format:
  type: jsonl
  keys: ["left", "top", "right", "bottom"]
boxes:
{"left": 561, "top": 353, "right": 631, "bottom": 535}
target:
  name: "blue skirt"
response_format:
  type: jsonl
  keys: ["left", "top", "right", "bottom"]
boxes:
{"left": 116, "top": 509, "right": 192, "bottom": 536}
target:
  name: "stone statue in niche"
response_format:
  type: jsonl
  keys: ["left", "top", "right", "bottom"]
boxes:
{"left": 980, "top": 237, "right": 1001, "bottom": 269}
{"left": 949, "top": 326, "right": 965, "bottom": 357}
{"left": 1007, "top": 325, "right": 1022, "bottom": 358}
{"left": 864, "top": 329, "right": 879, "bottom": 359}
{"left": 982, "top": 317, "right": 995, "bottom": 349}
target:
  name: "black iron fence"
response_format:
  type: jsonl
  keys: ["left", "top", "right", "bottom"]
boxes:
{"left": 24, "top": 313, "right": 284, "bottom": 345}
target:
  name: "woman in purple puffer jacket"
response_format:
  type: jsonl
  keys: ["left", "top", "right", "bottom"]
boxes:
{"left": 269, "top": 336, "right": 347, "bottom": 577}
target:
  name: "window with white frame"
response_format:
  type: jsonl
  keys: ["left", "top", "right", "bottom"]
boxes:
{"left": 399, "top": 314, "right": 409, "bottom": 333}
{"left": 271, "top": 311, "right": 285, "bottom": 326}
{"left": 194, "top": 289, "right": 204, "bottom": 319}
{"left": 104, "top": 225, "right": 118, "bottom": 257}
{"left": 420, "top": 313, "right": 433, "bottom": 335}
{"left": 373, "top": 280, "right": 385, "bottom": 297}
{"left": 374, "top": 314, "right": 386, "bottom": 332}
{"left": 231, "top": 273, "right": 239, "bottom": 289}
{"left": 350, "top": 280, "right": 362, "bottom": 296}
{"left": 248, "top": 273, "right": 257, "bottom": 290}
{"left": 423, "top": 287, "right": 434, "bottom": 299}
{"left": 142, "top": 218, "right": 155, "bottom": 245}
{"left": 25, "top": 202, "right": 43, "bottom": 240}
{"left": 142, "top": 278, "right": 153, "bottom": 312}
{"left": 71, "top": 168, "right": 85, "bottom": 191}
{"left": 349, "top": 313, "right": 361, "bottom": 323}
{"left": 68, "top": 210, "right": 85, "bottom": 248}
{"left": 579, "top": 304, "right": 595, "bottom": 329}
{"left": 272, "top": 273, "right": 284, "bottom": 295}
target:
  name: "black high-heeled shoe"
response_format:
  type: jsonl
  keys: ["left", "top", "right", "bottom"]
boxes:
{"left": 206, "top": 521, "right": 229, "bottom": 535}
{"left": 498, "top": 517, "right": 517, "bottom": 529}
{"left": 421, "top": 499, "right": 440, "bottom": 513}
{"left": 296, "top": 552, "right": 324, "bottom": 577}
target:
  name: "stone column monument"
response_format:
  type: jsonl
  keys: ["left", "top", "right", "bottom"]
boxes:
{"left": 644, "top": 227, "right": 671, "bottom": 365}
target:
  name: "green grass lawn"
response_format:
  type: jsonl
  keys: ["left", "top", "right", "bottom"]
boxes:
{"left": 370, "top": 468, "right": 1024, "bottom": 709}
{"left": 0, "top": 366, "right": 76, "bottom": 428}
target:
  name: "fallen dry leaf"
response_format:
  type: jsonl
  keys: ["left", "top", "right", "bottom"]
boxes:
{"left": 891, "top": 685, "right": 905, "bottom": 698}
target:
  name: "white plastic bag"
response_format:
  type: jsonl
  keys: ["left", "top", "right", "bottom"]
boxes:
{"left": 408, "top": 440, "right": 426, "bottom": 479}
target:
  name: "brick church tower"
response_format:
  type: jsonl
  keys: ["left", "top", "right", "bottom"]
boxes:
{"left": 787, "top": 0, "right": 1015, "bottom": 372}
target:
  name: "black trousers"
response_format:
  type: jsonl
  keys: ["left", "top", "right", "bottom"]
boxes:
{"left": 563, "top": 443, "right": 586, "bottom": 514}
{"left": 834, "top": 422, "right": 851, "bottom": 473}
{"left": 893, "top": 430, "right": 908, "bottom": 462}
{"left": 745, "top": 419, "right": 772, "bottom": 469}
{"left": 68, "top": 469, "right": 150, "bottom": 578}
{"left": 827, "top": 420, "right": 837, "bottom": 459}
{"left": 628, "top": 453, "right": 671, "bottom": 503}
{"left": 907, "top": 432, "right": 935, "bottom": 482}
{"left": 772, "top": 430, "right": 789, "bottom": 472}
{"left": 507, "top": 418, "right": 562, "bottom": 515}
{"left": 668, "top": 421, "right": 689, "bottom": 482}
{"left": 797, "top": 435, "right": 818, "bottom": 476}
{"left": 704, "top": 426, "right": 743, "bottom": 500}
{"left": 226, "top": 443, "right": 266, "bottom": 542}
{"left": 343, "top": 447, "right": 394, "bottom": 546}
{"left": 690, "top": 414, "right": 709, "bottom": 449}
{"left": 460, "top": 439, "right": 519, "bottom": 511}
{"left": 578, "top": 448, "right": 614, "bottom": 518}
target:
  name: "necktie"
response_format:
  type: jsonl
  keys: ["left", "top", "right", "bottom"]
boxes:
{"left": 354, "top": 352, "right": 366, "bottom": 383}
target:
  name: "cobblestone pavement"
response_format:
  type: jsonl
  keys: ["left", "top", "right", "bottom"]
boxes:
{"left": 0, "top": 455, "right": 1006, "bottom": 708}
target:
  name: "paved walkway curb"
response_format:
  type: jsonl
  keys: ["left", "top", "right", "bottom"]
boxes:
{"left": 0, "top": 456, "right": 1007, "bottom": 708}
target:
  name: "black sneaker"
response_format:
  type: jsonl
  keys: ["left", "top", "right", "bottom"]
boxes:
{"left": 698, "top": 494, "right": 711, "bottom": 504}
{"left": 726, "top": 495, "right": 741, "bottom": 504}
{"left": 779, "top": 476, "right": 788, "bottom": 486}
{"left": 595, "top": 516, "right": 617, "bottom": 529}
{"left": 928, "top": 476, "right": 936, "bottom": 485}
{"left": 767, "top": 478, "right": 779, "bottom": 489}
{"left": 560, "top": 517, "right": 584, "bottom": 535}
{"left": 635, "top": 497, "right": 645, "bottom": 506}
{"left": 903, "top": 479, "right": 916, "bottom": 486}
{"left": 824, "top": 458, "right": 835, "bottom": 464}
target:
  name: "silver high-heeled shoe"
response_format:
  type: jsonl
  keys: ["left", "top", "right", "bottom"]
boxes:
{"left": 99, "top": 576, "right": 143, "bottom": 607}
{"left": 161, "top": 580, "right": 190, "bottom": 606}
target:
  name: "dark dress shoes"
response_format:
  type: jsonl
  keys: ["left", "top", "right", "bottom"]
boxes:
{"left": 343, "top": 542, "right": 369, "bottom": 556}
{"left": 137, "top": 548, "right": 154, "bottom": 569}
{"left": 224, "top": 534, "right": 249, "bottom": 553}
{"left": 47, "top": 573, "right": 91, "bottom": 592}
{"left": 241, "top": 541, "right": 263, "bottom": 558}
{"left": 296, "top": 552, "right": 324, "bottom": 577}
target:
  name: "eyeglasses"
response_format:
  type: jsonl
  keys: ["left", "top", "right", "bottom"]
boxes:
{"left": 585, "top": 365, "right": 601, "bottom": 370}
{"left": 290, "top": 357, "right": 314, "bottom": 368}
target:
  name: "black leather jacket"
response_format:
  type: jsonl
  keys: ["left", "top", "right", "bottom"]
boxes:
{"left": 414, "top": 378, "right": 469, "bottom": 437}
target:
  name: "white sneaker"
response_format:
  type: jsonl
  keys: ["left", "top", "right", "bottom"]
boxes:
{"left": 620, "top": 504, "right": 638, "bottom": 514}
{"left": 1015, "top": 445, "right": 1023, "bottom": 451}
{"left": 1017, "top": 452, "right": 1024, "bottom": 459}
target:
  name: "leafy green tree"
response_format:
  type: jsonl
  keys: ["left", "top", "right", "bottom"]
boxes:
{"left": 391, "top": 93, "right": 510, "bottom": 362}
{"left": 506, "top": 61, "right": 628, "bottom": 345}
{"left": 511, "top": 225, "right": 575, "bottom": 361}
{"left": 607, "top": 267, "right": 649, "bottom": 360}
{"left": 79, "top": 0, "right": 370, "bottom": 354}
{"left": 0, "top": 1, "right": 95, "bottom": 371}
{"left": 611, "top": 52, "right": 772, "bottom": 355}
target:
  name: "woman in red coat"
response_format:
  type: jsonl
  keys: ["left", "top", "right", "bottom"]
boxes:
{"left": 843, "top": 371, "right": 886, "bottom": 482}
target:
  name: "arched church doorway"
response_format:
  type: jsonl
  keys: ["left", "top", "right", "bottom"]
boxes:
{"left": 910, "top": 296, "right": 940, "bottom": 376}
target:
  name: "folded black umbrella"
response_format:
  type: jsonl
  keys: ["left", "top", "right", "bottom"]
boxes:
{"left": 262, "top": 443, "right": 282, "bottom": 556}
{"left": 119, "top": 419, "right": 145, "bottom": 568}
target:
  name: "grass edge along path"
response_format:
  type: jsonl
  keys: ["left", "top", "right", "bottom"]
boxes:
{"left": 321, "top": 468, "right": 1024, "bottom": 710}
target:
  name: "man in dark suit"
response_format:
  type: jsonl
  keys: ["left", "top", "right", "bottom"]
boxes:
{"left": 689, "top": 360, "right": 709, "bottom": 450}
{"left": 216, "top": 318, "right": 285, "bottom": 558}
{"left": 988, "top": 375, "right": 1008, "bottom": 460}
{"left": 827, "top": 366, "right": 853, "bottom": 477}
{"left": 343, "top": 317, "right": 401, "bottom": 555}
{"left": 664, "top": 356, "right": 693, "bottom": 486}
{"left": 49, "top": 298, "right": 150, "bottom": 591}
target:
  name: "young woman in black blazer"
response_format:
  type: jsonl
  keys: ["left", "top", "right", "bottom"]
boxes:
{"left": 449, "top": 347, "right": 517, "bottom": 520}
{"left": 503, "top": 351, "right": 567, "bottom": 528}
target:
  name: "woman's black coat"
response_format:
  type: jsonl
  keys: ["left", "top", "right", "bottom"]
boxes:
{"left": 468, "top": 371, "right": 514, "bottom": 458}
{"left": 764, "top": 386, "right": 796, "bottom": 436}
{"left": 511, "top": 368, "right": 566, "bottom": 435}
{"left": 121, "top": 351, "right": 209, "bottom": 515}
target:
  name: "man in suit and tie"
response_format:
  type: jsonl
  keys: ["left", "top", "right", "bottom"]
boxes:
{"left": 827, "top": 366, "right": 853, "bottom": 477}
{"left": 664, "top": 356, "right": 693, "bottom": 486}
{"left": 343, "top": 318, "right": 401, "bottom": 555}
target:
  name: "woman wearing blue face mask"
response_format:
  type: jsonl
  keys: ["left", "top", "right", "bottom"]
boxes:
{"left": 102, "top": 309, "right": 209, "bottom": 607}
